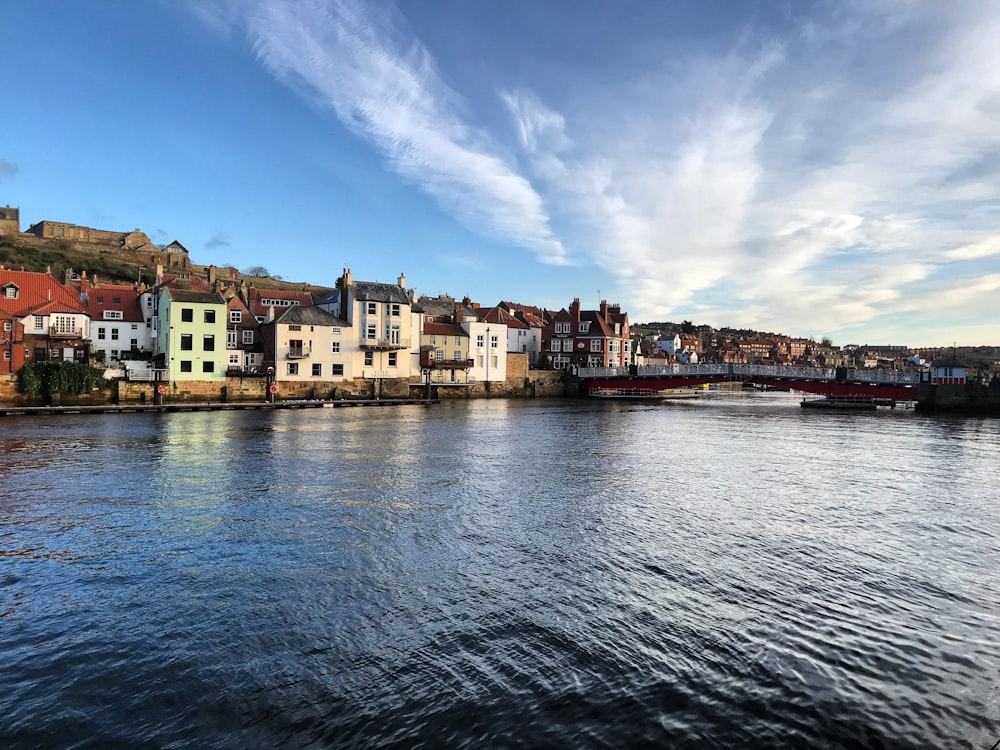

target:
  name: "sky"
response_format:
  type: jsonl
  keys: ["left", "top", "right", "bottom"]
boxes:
{"left": 3, "top": 1, "right": 999, "bottom": 346}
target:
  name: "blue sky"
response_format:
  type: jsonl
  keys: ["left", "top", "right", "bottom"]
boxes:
{"left": 3, "top": 1, "right": 999, "bottom": 346}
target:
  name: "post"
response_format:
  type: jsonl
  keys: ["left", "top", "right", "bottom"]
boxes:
{"left": 266, "top": 366, "right": 275, "bottom": 403}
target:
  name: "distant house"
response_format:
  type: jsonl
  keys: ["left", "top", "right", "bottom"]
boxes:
{"left": 262, "top": 305, "right": 352, "bottom": 384}
{"left": 154, "top": 287, "right": 228, "bottom": 382}
{"left": 80, "top": 278, "right": 151, "bottom": 364}
{"left": 929, "top": 359, "right": 967, "bottom": 385}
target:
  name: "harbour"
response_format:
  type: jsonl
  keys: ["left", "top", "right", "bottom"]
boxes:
{"left": 2, "top": 394, "right": 997, "bottom": 747}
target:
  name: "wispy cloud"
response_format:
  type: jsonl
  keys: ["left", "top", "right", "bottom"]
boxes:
{"left": 0, "top": 159, "right": 19, "bottom": 179}
{"left": 213, "top": 0, "right": 566, "bottom": 265}
{"left": 205, "top": 232, "right": 231, "bottom": 249}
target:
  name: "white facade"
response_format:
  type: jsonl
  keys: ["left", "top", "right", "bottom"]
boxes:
{"left": 462, "top": 320, "right": 507, "bottom": 382}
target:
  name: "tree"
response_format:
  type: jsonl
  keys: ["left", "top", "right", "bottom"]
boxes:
{"left": 244, "top": 265, "right": 272, "bottom": 278}
{"left": 680, "top": 320, "right": 695, "bottom": 334}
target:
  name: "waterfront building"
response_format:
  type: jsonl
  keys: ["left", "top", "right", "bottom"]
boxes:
{"left": 80, "top": 277, "right": 152, "bottom": 365}
{"left": 221, "top": 289, "right": 265, "bottom": 374}
{"left": 0, "top": 269, "right": 91, "bottom": 369}
{"left": 420, "top": 320, "right": 473, "bottom": 386}
{"left": 543, "top": 298, "right": 631, "bottom": 370}
{"left": 263, "top": 305, "right": 352, "bottom": 384}
{"left": 153, "top": 288, "right": 228, "bottom": 382}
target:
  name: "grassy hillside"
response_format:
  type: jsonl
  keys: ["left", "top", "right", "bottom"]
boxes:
{"left": 0, "top": 236, "right": 328, "bottom": 293}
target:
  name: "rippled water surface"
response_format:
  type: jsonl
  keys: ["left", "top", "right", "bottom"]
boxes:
{"left": 2, "top": 394, "right": 999, "bottom": 748}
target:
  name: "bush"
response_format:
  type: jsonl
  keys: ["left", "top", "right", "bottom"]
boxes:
{"left": 18, "top": 361, "right": 108, "bottom": 397}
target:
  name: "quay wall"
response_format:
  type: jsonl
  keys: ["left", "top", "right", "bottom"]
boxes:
{"left": 915, "top": 382, "right": 1000, "bottom": 415}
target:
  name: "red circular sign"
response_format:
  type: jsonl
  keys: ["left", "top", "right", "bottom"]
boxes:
{"left": 156, "top": 384, "right": 168, "bottom": 395}
{"left": 268, "top": 384, "right": 278, "bottom": 394}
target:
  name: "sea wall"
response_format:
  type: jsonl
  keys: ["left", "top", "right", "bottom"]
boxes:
{"left": 915, "top": 382, "right": 1000, "bottom": 415}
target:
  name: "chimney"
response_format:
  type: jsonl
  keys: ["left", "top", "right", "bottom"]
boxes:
{"left": 454, "top": 302, "right": 463, "bottom": 324}
{"left": 155, "top": 264, "right": 164, "bottom": 285}
{"left": 207, "top": 265, "right": 216, "bottom": 285}
{"left": 571, "top": 297, "right": 581, "bottom": 322}
{"left": 398, "top": 272, "right": 406, "bottom": 289}
{"left": 600, "top": 299, "right": 609, "bottom": 319}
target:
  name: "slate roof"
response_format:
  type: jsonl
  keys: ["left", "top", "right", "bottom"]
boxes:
{"left": 164, "top": 288, "right": 224, "bottom": 304}
{"left": 274, "top": 305, "right": 347, "bottom": 327}
{"left": 351, "top": 281, "right": 411, "bottom": 305}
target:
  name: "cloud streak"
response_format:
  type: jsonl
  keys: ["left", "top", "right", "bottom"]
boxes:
{"left": 229, "top": 0, "right": 567, "bottom": 265}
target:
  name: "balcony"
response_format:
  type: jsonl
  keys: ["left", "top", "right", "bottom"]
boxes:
{"left": 287, "top": 346, "right": 311, "bottom": 359}
{"left": 49, "top": 328, "right": 85, "bottom": 340}
{"left": 360, "top": 336, "right": 410, "bottom": 351}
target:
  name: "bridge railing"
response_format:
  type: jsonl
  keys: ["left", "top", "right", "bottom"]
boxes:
{"left": 847, "top": 369, "right": 920, "bottom": 384}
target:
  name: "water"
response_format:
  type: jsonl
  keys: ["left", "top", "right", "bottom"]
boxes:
{"left": 1, "top": 393, "right": 998, "bottom": 748}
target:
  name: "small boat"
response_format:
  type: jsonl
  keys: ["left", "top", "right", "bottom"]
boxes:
{"left": 800, "top": 396, "right": 897, "bottom": 410}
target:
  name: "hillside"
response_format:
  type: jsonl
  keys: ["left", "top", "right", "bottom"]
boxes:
{"left": 0, "top": 235, "right": 328, "bottom": 294}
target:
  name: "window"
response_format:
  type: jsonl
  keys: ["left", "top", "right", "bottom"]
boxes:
{"left": 33, "top": 315, "right": 44, "bottom": 330}
{"left": 388, "top": 352, "right": 397, "bottom": 367}
{"left": 490, "top": 335, "right": 498, "bottom": 349}
{"left": 103, "top": 310, "right": 123, "bottom": 320}
{"left": 491, "top": 355, "right": 498, "bottom": 369}
{"left": 181, "top": 308, "right": 193, "bottom": 322}
{"left": 331, "top": 326, "right": 341, "bottom": 334}
{"left": 591, "top": 339, "right": 602, "bottom": 352}
{"left": 3, "top": 351, "right": 9, "bottom": 361}
{"left": 454, "top": 351, "right": 461, "bottom": 361}
{"left": 366, "top": 323, "right": 376, "bottom": 340}
{"left": 229, "top": 353, "right": 241, "bottom": 366}
{"left": 243, "top": 330, "right": 254, "bottom": 345}
{"left": 312, "top": 363, "right": 322, "bottom": 377}
{"left": 2, "top": 321, "right": 10, "bottom": 331}
{"left": 203, "top": 335, "right": 215, "bottom": 351}
{"left": 364, "top": 351, "right": 373, "bottom": 366}
{"left": 130, "top": 339, "right": 138, "bottom": 348}
{"left": 227, "top": 330, "right": 238, "bottom": 349}
{"left": 331, "top": 341, "right": 340, "bottom": 353}
{"left": 477, "top": 355, "right": 484, "bottom": 368}
{"left": 98, "top": 327, "right": 106, "bottom": 340}
{"left": 202, "top": 361, "right": 214, "bottom": 373}
{"left": 289, "top": 339, "right": 304, "bottom": 357}
{"left": 113, "top": 297, "right": 121, "bottom": 304}
{"left": 367, "top": 301, "right": 377, "bottom": 315}
{"left": 111, "top": 350, "right": 119, "bottom": 359}
{"left": 332, "top": 364, "right": 344, "bottom": 376}
{"left": 429, "top": 335, "right": 436, "bottom": 345}
{"left": 180, "top": 360, "right": 193, "bottom": 372}
{"left": 4, "top": 285, "right": 18, "bottom": 299}
{"left": 230, "top": 310, "right": 242, "bottom": 323}
{"left": 551, "top": 339, "right": 561, "bottom": 352}
{"left": 111, "top": 329, "right": 119, "bottom": 341}
{"left": 390, "top": 303, "right": 400, "bottom": 316}
{"left": 204, "top": 310, "right": 216, "bottom": 324}
{"left": 287, "top": 362, "right": 299, "bottom": 375}
{"left": 476, "top": 334, "right": 484, "bottom": 348}
{"left": 442, "top": 336, "right": 448, "bottom": 346}
{"left": 131, "top": 324, "right": 138, "bottom": 330}
{"left": 180, "top": 334, "right": 193, "bottom": 351}
{"left": 289, "top": 325, "right": 301, "bottom": 332}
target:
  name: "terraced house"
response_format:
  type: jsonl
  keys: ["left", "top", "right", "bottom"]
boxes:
{"left": 154, "top": 288, "right": 228, "bottom": 382}
{"left": 1, "top": 269, "right": 90, "bottom": 368}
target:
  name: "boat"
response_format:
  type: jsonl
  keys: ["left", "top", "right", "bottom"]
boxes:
{"left": 591, "top": 387, "right": 700, "bottom": 400}
{"left": 800, "top": 396, "right": 897, "bottom": 410}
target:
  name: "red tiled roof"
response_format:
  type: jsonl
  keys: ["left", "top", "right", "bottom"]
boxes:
{"left": 84, "top": 284, "right": 144, "bottom": 322}
{"left": 0, "top": 270, "right": 89, "bottom": 317}
{"left": 424, "top": 321, "right": 468, "bottom": 337}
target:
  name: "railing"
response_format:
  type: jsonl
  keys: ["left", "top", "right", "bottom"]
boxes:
{"left": 125, "top": 368, "right": 169, "bottom": 382}
{"left": 576, "top": 363, "right": 922, "bottom": 384}
{"left": 426, "top": 358, "right": 474, "bottom": 369}
{"left": 287, "top": 347, "right": 312, "bottom": 359}
{"left": 49, "top": 328, "right": 85, "bottom": 340}
{"left": 360, "top": 337, "right": 411, "bottom": 350}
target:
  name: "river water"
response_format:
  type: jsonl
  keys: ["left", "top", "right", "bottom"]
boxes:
{"left": 1, "top": 393, "right": 998, "bottom": 748}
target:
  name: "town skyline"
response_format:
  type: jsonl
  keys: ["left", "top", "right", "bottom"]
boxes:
{"left": 3, "top": 1, "right": 999, "bottom": 347}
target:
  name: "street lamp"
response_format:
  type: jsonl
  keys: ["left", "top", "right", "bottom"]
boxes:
{"left": 486, "top": 326, "right": 490, "bottom": 385}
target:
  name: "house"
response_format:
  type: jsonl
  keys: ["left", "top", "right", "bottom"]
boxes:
{"left": 245, "top": 285, "right": 315, "bottom": 323}
{"left": 221, "top": 289, "right": 265, "bottom": 374}
{"left": 80, "top": 277, "right": 151, "bottom": 365}
{"left": 543, "top": 298, "right": 630, "bottom": 370}
{"left": 420, "top": 320, "right": 473, "bottom": 385}
{"left": 929, "top": 358, "right": 967, "bottom": 385}
{"left": 315, "top": 268, "right": 417, "bottom": 389}
{"left": 478, "top": 304, "right": 537, "bottom": 365}
{"left": 263, "top": 305, "right": 352, "bottom": 384}
{"left": 0, "top": 269, "right": 91, "bottom": 371}
{"left": 153, "top": 287, "right": 228, "bottom": 382}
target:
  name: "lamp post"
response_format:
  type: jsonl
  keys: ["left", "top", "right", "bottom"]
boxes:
{"left": 485, "top": 326, "right": 490, "bottom": 391}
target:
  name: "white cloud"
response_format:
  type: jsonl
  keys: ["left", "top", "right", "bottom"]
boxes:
{"left": 223, "top": 0, "right": 567, "bottom": 265}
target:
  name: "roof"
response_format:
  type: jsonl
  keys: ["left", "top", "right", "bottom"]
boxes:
{"left": 163, "top": 288, "right": 223, "bottom": 304}
{"left": 0, "top": 270, "right": 90, "bottom": 317}
{"left": 248, "top": 287, "right": 316, "bottom": 315}
{"left": 424, "top": 321, "right": 468, "bottom": 337}
{"left": 274, "top": 305, "right": 346, "bottom": 327}
{"left": 85, "top": 284, "right": 144, "bottom": 322}
{"left": 351, "top": 280, "right": 411, "bottom": 305}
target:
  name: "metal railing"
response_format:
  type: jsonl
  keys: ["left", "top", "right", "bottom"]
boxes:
{"left": 576, "top": 363, "right": 922, "bottom": 383}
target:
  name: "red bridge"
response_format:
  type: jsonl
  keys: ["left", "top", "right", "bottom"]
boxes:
{"left": 576, "top": 364, "right": 920, "bottom": 401}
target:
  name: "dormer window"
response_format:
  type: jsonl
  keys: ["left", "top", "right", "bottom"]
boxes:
{"left": 3, "top": 283, "right": 17, "bottom": 300}
{"left": 579, "top": 322, "right": 590, "bottom": 333}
